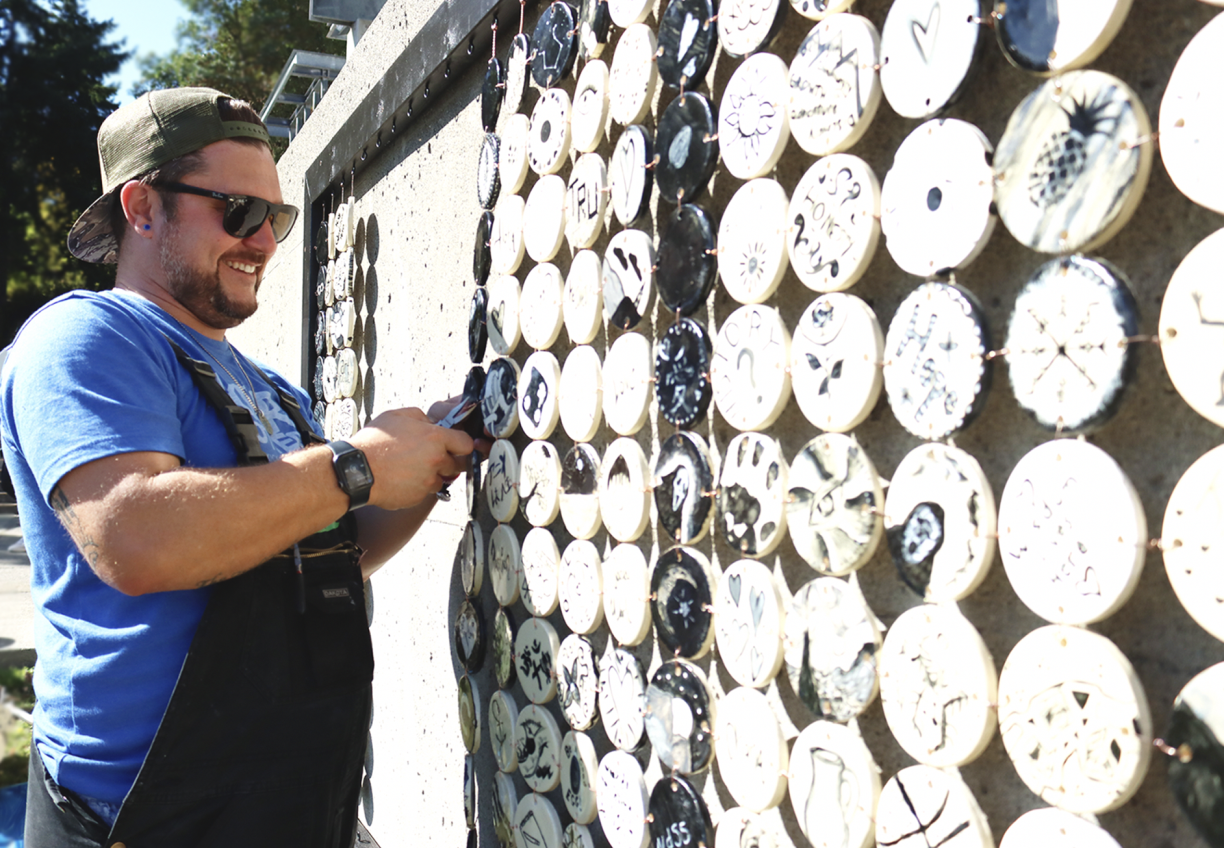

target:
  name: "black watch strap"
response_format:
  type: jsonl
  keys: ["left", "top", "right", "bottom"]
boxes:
{"left": 327, "top": 440, "right": 373, "bottom": 511}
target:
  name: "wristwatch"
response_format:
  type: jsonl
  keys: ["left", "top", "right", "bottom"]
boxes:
{"left": 327, "top": 440, "right": 373, "bottom": 511}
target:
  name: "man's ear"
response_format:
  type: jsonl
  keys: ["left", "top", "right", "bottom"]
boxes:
{"left": 119, "top": 181, "right": 161, "bottom": 237}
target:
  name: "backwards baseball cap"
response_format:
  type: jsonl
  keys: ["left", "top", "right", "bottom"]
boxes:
{"left": 67, "top": 86, "right": 272, "bottom": 264}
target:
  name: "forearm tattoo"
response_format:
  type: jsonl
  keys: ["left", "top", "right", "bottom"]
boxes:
{"left": 50, "top": 486, "right": 102, "bottom": 569}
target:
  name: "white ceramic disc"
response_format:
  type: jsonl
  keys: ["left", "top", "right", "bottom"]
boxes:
{"left": 717, "top": 432, "right": 789, "bottom": 557}
{"left": 521, "top": 527, "right": 561, "bottom": 616}
{"left": 608, "top": 0, "right": 651, "bottom": 27}
{"left": 515, "top": 616, "right": 562, "bottom": 705}
{"left": 459, "top": 673, "right": 481, "bottom": 753}
{"left": 603, "top": 542, "right": 652, "bottom": 646}
{"left": 1160, "top": 229, "right": 1224, "bottom": 429}
{"left": 1008, "top": 255, "right": 1139, "bottom": 433}
{"left": 876, "top": 765, "right": 991, "bottom": 848}
{"left": 881, "top": 118, "right": 996, "bottom": 277}
{"left": 1161, "top": 14, "right": 1224, "bottom": 215}
{"left": 521, "top": 262, "right": 565, "bottom": 350}
{"left": 883, "top": 281, "right": 990, "bottom": 440}
{"left": 711, "top": 304, "right": 793, "bottom": 431}
{"left": 561, "top": 443, "right": 603, "bottom": 540}
{"left": 884, "top": 443, "right": 996, "bottom": 603}
{"left": 488, "top": 523, "right": 523, "bottom": 607}
{"left": 557, "top": 636, "right": 601, "bottom": 731}
{"left": 714, "top": 560, "right": 786, "bottom": 689}
{"left": 603, "top": 229, "right": 656, "bottom": 331}
{"left": 994, "top": 70, "right": 1152, "bottom": 254}
{"left": 718, "top": 0, "right": 786, "bottom": 57}
{"left": 559, "top": 540, "right": 605, "bottom": 635}
{"left": 597, "top": 750, "right": 650, "bottom": 848}
{"left": 599, "top": 437, "right": 651, "bottom": 543}
{"left": 489, "top": 689, "right": 520, "bottom": 773}
{"left": 490, "top": 195, "right": 526, "bottom": 276}
{"left": 333, "top": 203, "right": 350, "bottom": 251}
{"left": 460, "top": 520, "right": 485, "bottom": 598}
{"left": 783, "top": 577, "right": 881, "bottom": 722}
{"left": 529, "top": 88, "right": 573, "bottom": 176}
{"left": 487, "top": 439, "right": 521, "bottom": 523}
{"left": 879, "top": 603, "right": 998, "bottom": 768}
{"left": 653, "top": 431, "right": 715, "bottom": 545}
{"left": 331, "top": 298, "right": 356, "bottom": 349}
{"left": 564, "top": 249, "right": 603, "bottom": 345}
{"left": 998, "top": 439, "right": 1146, "bottom": 625}
{"left": 787, "top": 433, "right": 883, "bottom": 576}
{"left": 718, "top": 53, "right": 791, "bottom": 180}
{"left": 1000, "top": 807, "right": 1125, "bottom": 848}
{"left": 715, "top": 809, "right": 777, "bottom": 848}
{"left": 335, "top": 349, "right": 358, "bottom": 399}
{"left": 573, "top": 59, "right": 611, "bottom": 153}
{"left": 879, "top": 0, "right": 983, "bottom": 119}
{"left": 562, "top": 731, "right": 600, "bottom": 823}
{"left": 599, "top": 647, "right": 648, "bottom": 752}
{"left": 493, "top": 770, "right": 519, "bottom": 847}
{"left": 559, "top": 344, "right": 604, "bottom": 442}
{"left": 609, "top": 24, "right": 659, "bottom": 126}
{"left": 789, "top": 0, "right": 853, "bottom": 20}
{"left": 997, "top": 625, "right": 1152, "bottom": 814}
{"left": 482, "top": 356, "right": 521, "bottom": 439}
{"left": 488, "top": 273, "right": 522, "bottom": 356}
{"left": 790, "top": 294, "right": 884, "bottom": 433}
{"left": 787, "top": 154, "right": 881, "bottom": 293}
{"left": 1164, "top": 444, "right": 1224, "bottom": 642}
{"left": 994, "top": 0, "right": 1134, "bottom": 75}
{"left": 717, "top": 179, "right": 791, "bottom": 303}
{"left": 333, "top": 398, "right": 358, "bottom": 438}
{"left": 519, "top": 439, "right": 562, "bottom": 527}
{"left": 500, "top": 113, "right": 531, "bottom": 194}
{"left": 321, "top": 355, "right": 338, "bottom": 403}
{"left": 566, "top": 824, "right": 596, "bottom": 848}
{"left": 566, "top": 153, "right": 609, "bottom": 251}
{"left": 524, "top": 174, "right": 568, "bottom": 263}
{"left": 610, "top": 124, "right": 653, "bottom": 226}
{"left": 715, "top": 687, "right": 788, "bottom": 812}
{"left": 788, "top": 16, "right": 883, "bottom": 156}
{"left": 788, "top": 719, "right": 880, "bottom": 848}
{"left": 603, "top": 331, "right": 654, "bottom": 436}
{"left": 516, "top": 769, "right": 565, "bottom": 837}
{"left": 333, "top": 249, "right": 355, "bottom": 300}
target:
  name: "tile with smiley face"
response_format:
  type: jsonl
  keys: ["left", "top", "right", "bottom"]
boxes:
{"left": 516, "top": 616, "right": 561, "bottom": 705}
{"left": 603, "top": 543, "right": 652, "bottom": 646}
{"left": 602, "top": 229, "right": 656, "bottom": 332}
{"left": 557, "top": 637, "right": 601, "bottom": 732}
{"left": 519, "top": 439, "right": 562, "bottom": 528}
{"left": 787, "top": 719, "right": 880, "bottom": 848}
{"left": 788, "top": 15, "right": 882, "bottom": 156}
{"left": 719, "top": 54, "right": 791, "bottom": 179}
{"left": 488, "top": 523, "right": 523, "bottom": 607}
{"left": 562, "top": 730, "right": 600, "bottom": 824}
{"left": 560, "top": 540, "right": 605, "bottom": 635}
{"left": 876, "top": 765, "right": 992, "bottom": 848}
{"left": 993, "top": 0, "right": 1133, "bottom": 76}
{"left": 789, "top": 293, "right": 884, "bottom": 433}
{"left": 532, "top": 2, "right": 579, "bottom": 88}
{"left": 656, "top": 204, "right": 717, "bottom": 318}
{"left": 880, "top": 0, "right": 984, "bottom": 120}
{"left": 455, "top": 599, "right": 486, "bottom": 671}
{"left": 717, "top": 432, "right": 789, "bottom": 557}
{"left": 645, "top": 659, "right": 717, "bottom": 774}
{"left": 718, "top": 180, "right": 791, "bottom": 305}
{"left": 599, "top": 647, "right": 648, "bottom": 752}
{"left": 489, "top": 689, "right": 520, "bottom": 773}
{"left": 713, "top": 559, "right": 785, "bottom": 689}
{"left": 787, "top": 433, "right": 884, "bottom": 577}
{"left": 650, "top": 546, "right": 718, "bottom": 659}
{"left": 521, "top": 527, "right": 561, "bottom": 617}
{"left": 657, "top": 0, "right": 717, "bottom": 90}
{"left": 482, "top": 356, "right": 521, "bottom": 439}
{"left": 653, "top": 431, "right": 714, "bottom": 546}
{"left": 715, "top": 686, "right": 788, "bottom": 812}
{"left": 655, "top": 92, "right": 719, "bottom": 205}
{"left": 1161, "top": 15, "right": 1224, "bottom": 216}
{"left": 600, "top": 437, "right": 651, "bottom": 543}
{"left": 610, "top": 125, "right": 654, "bottom": 226}
{"left": 656, "top": 318, "right": 713, "bottom": 429}
{"left": 997, "top": 625, "right": 1151, "bottom": 814}
{"left": 518, "top": 351, "right": 561, "bottom": 440}
{"left": 881, "top": 118, "right": 996, "bottom": 278}
{"left": 596, "top": 750, "right": 650, "bottom": 848}
{"left": 783, "top": 576, "right": 881, "bottom": 722}
{"left": 478, "top": 132, "right": 501, "bottom": 210}
{"left": 609, "top": 23, "right": 659, "bottom": 127}
{"left": 718, "top": 0, "right": 787, "bottom": 57}
{"left": 572, "top": 59, "right": 611, "bottom": 153}
{"left": 486, "top": 439, "right": 521, "bottom": 523}
{"left": 561, "top": 443, "right": 603, "bottom": 539}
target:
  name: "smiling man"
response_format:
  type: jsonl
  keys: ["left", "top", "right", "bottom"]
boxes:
{"left": 0, "top": 88, "right": 474, "bottom": 847}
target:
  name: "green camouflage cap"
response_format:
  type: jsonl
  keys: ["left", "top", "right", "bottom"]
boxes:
{"left": 68, "top": 87, "right": 271, "bottom": 264}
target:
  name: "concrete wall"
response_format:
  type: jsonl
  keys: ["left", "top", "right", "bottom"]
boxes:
{"left": 238, "top": 1, "right": 1224, "bottom": 845}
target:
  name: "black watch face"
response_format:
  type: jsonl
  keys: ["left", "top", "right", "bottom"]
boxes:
{"left": 657, "top": 0, "right": 717, "bottom": 90}
{"left": 655, "top": 92, "right": 718, "bottom": 205}
{"left": 469, "top": 288, "right": 489, "bottom": 364}
{"left": 532, "top": 2, "right": 579, "bottom": 88}
{"left": 655, "top": 318, "right": 713, "bottom": 428}
{"left": 474, "top": 211, "right": 494, "bottom": 287}
{"left": 338, "top": 452, "right": 374, "bottom": 494}
{"left": 656, "top": 204, "right": 717, "bottom": 316}
{"left": 482, "top": 57, "right": 504, "bottom": 132}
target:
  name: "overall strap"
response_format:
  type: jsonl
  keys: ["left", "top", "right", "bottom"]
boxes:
{"left": 163, "top": 337, "right": 269, "bottom": 466}
{"left": 253, "top": 363, "right": 326, "bottom": 447}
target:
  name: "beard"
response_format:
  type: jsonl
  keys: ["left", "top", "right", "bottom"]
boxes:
{"left": 159, "top": 218, "right": 263, "bottom": 329}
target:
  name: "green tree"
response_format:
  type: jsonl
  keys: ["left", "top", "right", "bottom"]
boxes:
{"left": 0, "top": 0, "right": 127, "bottom": 343}
{"left": 136, "top": 0, "right": 341, "bottom": 114}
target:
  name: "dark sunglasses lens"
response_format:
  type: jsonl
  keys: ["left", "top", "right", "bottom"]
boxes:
{"left": 270, "top": 206, "right": 298, "bottom": 242}
{"left": 223, "top": 197, "right": 268, "bottom": 239}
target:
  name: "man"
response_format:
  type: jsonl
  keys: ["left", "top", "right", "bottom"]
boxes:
{"left": 0, "top": 88, "right": 475, "bottom": 846}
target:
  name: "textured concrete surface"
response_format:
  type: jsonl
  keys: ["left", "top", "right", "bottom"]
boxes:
{"left": 244, "top": 1, "right": 1224, "bottom": 846}
{"left": 0, "top": 515, "right": 34, "bottom": 668}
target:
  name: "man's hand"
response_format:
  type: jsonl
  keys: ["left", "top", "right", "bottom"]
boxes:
{"left": 349, "top": 407, "right": 475, "bottom": 511}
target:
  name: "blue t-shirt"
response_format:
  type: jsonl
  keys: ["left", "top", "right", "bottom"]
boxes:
{"left": 0, "top": 290, "right": 319, "bottom": 806}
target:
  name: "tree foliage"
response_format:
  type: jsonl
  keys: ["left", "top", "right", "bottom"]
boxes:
{"left": 0, "top": 0, "right": 126, "bottom": 343}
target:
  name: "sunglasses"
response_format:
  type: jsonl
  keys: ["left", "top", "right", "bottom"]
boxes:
{"left": 157, "top": 182, "right": 300, "bottom": 242}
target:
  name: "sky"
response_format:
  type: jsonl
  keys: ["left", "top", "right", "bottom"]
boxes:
{"left": 82, "top": 0, "right": 185, "bottom": 104}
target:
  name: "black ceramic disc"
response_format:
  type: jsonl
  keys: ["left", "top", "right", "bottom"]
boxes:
{"left": 648, "top": 775, "right": 714, "bottom": 848}
{"left": 578, "top": 0, "right": 610, "bottom": 59}
{"left": 644, "top": 659, "right": 715, "bottom": 772}
{"left": 654, "top": 432, "right": 714, "bottom": 545}
{"left": 650, "top": 547, "right": 715, "bottom": 658}
{"left": 478, "top": 133, "right": 502, "bottom": 211}
{"left": 467, "top": 448, "right": 483, "bottom": 519}
{"left": 655, "top": 318, "right": 713, "bottom": 428}
{"left": 482, "top": 357, "right": 520, "bottom": 438}
{"left": 315, "top": 221, "right": 330, "bottom": 264}
{"left": 492, "top": 606, "right": 517, "bottom": 689}
{"left": 506, "top": 33, "right": 532, "bottom": 112}
{"left": 532, "top": 2, "right": 579, "bottom": 88}
{"left": 314, "top": 320, "right": 325, "bottom": 356}
{"left": 456, "top": 366, "right": 488, "bottom": 440}
{"left": 657, "top": 0, "right": 718, "bottom": 90}
{"left": 469, "top": 288, "right": 489, "bottom": 363}
{"left": 475, "top": 211, "right": 494, "bottom": 286}
{"left": 655, "top": 204, "right": 717, "bottom": 316}
{"left": 455, "top": 599, "right": 486, "bottom": 671}
{"left": 562, "top": 443, "right": 600, "bottom": 498}
{"left": 994, "top": 0, "right": 1057, "bottom": 74}
{"left": 655, "top": 92, "right": 719, "bottom": 205}
{"left": 465, "top": 365, "right": 487, "bottom": 402}
{"left": 482, "top": 58, "right": 505, "bottom": 132}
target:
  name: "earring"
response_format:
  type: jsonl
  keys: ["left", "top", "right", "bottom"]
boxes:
{"left": 143, "top": 224, "right": 151, "bottom": 231}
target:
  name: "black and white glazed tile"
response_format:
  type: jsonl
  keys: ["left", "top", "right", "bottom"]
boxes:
{"left": 530, "top": 88, "right": 573, "bottom": 176}
{"left": 596, "top": 750, "right": 650, "bottom": 848}
{"left": 455, "top": 599, "right": 486, "bottom": 671}
{"left": 516, "top": 787, "right": 565, "bottom": 848}
{"left": 560, "top": 443, "right": 603, "bottom": 540}
{"left": 788, "top": 15, "right": 883, "bottom": 156}
{"left": 492, "top": 607, "right": 517, "bottom": 689}
{"left": 500, "top": 114, "right": 531, "bottom": 194}
{"left": 717, "top": 432, "right": 789, "bottom": 557}
{"left": 459, "top": 673, "right": 481, "bottom": 753}
{"left": 786, "top": 433, "right": 884, "bottom": 577}
{"left": 656, "top": 204, "right": 717, "bottom": 317}
{"left": 608, "top": 23, "right": 658, "bottom": 126}
{"left": 718, "top": 0, "right": 787, "bottom": 57}
{"left": 655, "top": 92, "right": 719, "bottom": 204}
{"left": 474, "top": 212, "right": 494, "bottom": 287}
{"left": 713, "top": 558, "right": 785, "bottom": 689}
{"left": 478, "top": 131, "right": 501, "bottom": 210}
{"left": 783, "top": 577, "right": 881, "bottom": 722}
{"left": 609, "top": 124, "right": 653, "bottom": 226}
{"left": 879, "top": 0, "right": 983, "bottom": 120}
{"left": 489, "top": 689, "right": 520, "bottom": 773}
{"left": 516, "top": 703, "right": 564, "bottom": 792}
{"left": 712, "top": 304, "right": 792, "bottom": 431}
{"left": 515, "top": 615, "right": 561, "bottom": 704}
{"left": 717, "top": 179, "right": 791, "bottom": 304}
{"left": 644, "top": 658, "right": 716, "bottom": 774}
{"left": 993, "top": 0, "right": 1132, "bottom": 75}
{"left": 648, "top": 775, "right": 714, "bottom": 848}
{"left": 715, "top": 687, "right": 789, "bottom": 813}
{"left": 482, "top": 58, "right": 503, "bottom": 132}
{"left": 481, "top": 357, "right": 521, "bottom": 439}
{"left": 519, "top": 439, "right": 561, "bottom": 528}
{"left": 531, "top": 1, "right": 579, "bottom": 88}
{"left": 559, "top": 539, "right": 605, "bottom": 635}
{"left": 464, "top": 753, "right": 476, "bottom": 828}
{"left": 602, "top": 229, "right": 656, "bottom": 331}
{"left": 599, "top": 437, "right": 651, "bottom": 542}
{"left": 521, "top": 527, "right": 561, "bottom": 617}
{"left": 1159, "top": 230, "right": 1224, "bottom": 431}
{"left": 505, "top": 33, "right": 531, "bottom": 115}
{"left": 460, "top": 520, "right": 485, "bottom": 598}
{"left": 1160, "top": 17, "right": 1224, "bottom": 217}
{"left": 557, "top": 635, "right": 601, "bottom": 731}
{"left": 787, "top": 719, "right": 880, "bottom": 848}
{"left": 653, "top": 431, "right": 715, "bottom": 545}
{"left": 488, "top": 523, "right": 522, "bottom": 607}
{"left": 657, "top": 0, "right": 717, "bottom": 90}
{"left": 491, "top": 195, "right": 525, "bottom": 275}
{"left": 656, "top": 318, "right": 713, "bottom": 429}
{"left": 565, "top": 152, "right": 608, "bottom": 251}
{"left": 650, "top": 546, "right": 717, "bottom": 659}
{"left": 789, "top": 293, "right": 884, "bottom": 433}
{"left": 1165, "top": 661, "right": 1224, "bottom": 848}
{"left": 603, "top": 543, "right": 652, "bottom": 647}
{"left": 487, "top": 272, "right": 521, "bottom": 356}
{"left": 572, "top": 59, "right": 610, "bottom": 153}
{"left": 875, "top": 765, "right": 991, "bottom": 847}
{"left": 518, "top": 351, "right": 561, "bottom": 441}
{"left": 598, "top": 647, "right": 648, "bottom": 751}
{"left": 469, "top": 287, "right": 489, "bottom": 363}
{"left": 486, "top": 439, "right": 521, "bottom": 524}
{"left": 719, "top": 54, "right": 791, "bottom": 179}
{"left": 492, "top": 771, "right": 518, "bottom": 848}
{"left": 578, "top": 0, "right": 610, "bottom": 60}
{"left": 561, "top": 730, "right": 600, "bottom": 824}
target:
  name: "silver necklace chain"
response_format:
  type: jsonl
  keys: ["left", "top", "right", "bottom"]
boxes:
{"left": 172, "top": 318, "right": 274, "bottom": 431}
